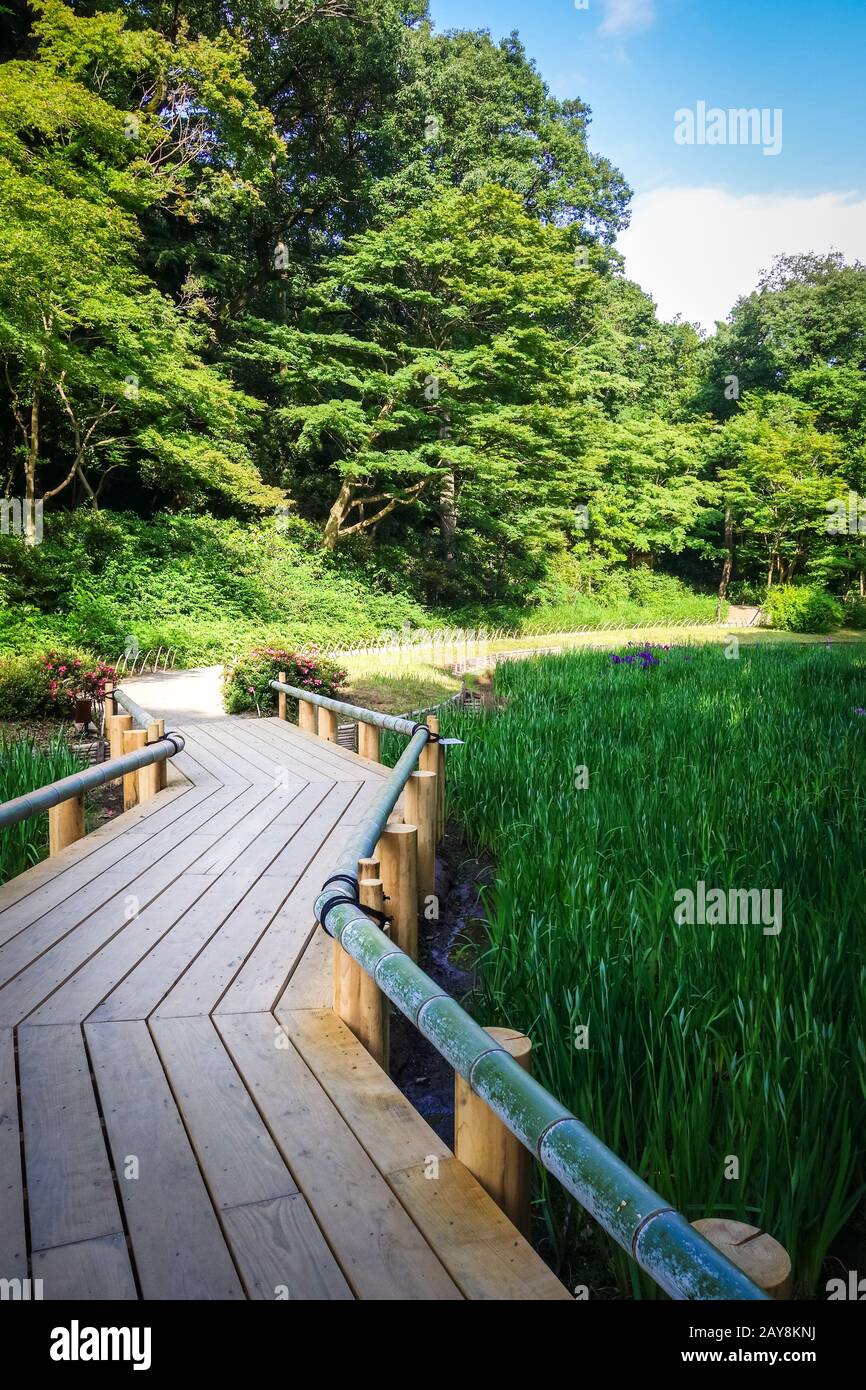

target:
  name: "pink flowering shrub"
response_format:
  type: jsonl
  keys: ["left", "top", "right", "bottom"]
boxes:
{"left": 223, "top": 646, "right": 346, "bottom": 716}
{"left": 43, "top": 653, "right": 117, "bottom": 714}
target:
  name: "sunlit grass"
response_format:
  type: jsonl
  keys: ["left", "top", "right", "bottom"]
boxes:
{"left": 439, "top": 642, "right": 866, "bottom": 1295}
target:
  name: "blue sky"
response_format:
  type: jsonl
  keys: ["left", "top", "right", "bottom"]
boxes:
{"left": 428, "top": 0, "right": 866, "bottom": 330}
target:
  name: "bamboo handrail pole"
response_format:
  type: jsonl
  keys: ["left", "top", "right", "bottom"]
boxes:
{"left": 0, "top": 735, "right": 185, "bottom": 830}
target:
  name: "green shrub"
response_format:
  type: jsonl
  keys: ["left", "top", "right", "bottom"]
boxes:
{"left": 223, "top": 647, "right": 347, "bottom": 715}
{"left": 844, "top": 597, "right": 866, "bottom": 629}
{"left": 764, "top": 584, "right": 844, "bottom": 634}
{"left": 0, "top": 654, "right": 53, "bottom": 718}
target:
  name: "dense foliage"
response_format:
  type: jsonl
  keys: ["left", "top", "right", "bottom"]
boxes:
{"left": 1, "top": 2, "right": 863, "bottom": 654}
{"left": 442, "top": 646, "right": 866, "bottom": 1295}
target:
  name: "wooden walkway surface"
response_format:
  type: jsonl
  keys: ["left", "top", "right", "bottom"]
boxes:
{"left": 0, "top": 716, "right": 569, "bottom": 1301}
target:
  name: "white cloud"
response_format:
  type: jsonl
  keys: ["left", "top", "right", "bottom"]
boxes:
{"left": 599, "top": 0, "right": 656, "bottom": 37}
{"left": 616, "top": 187, "right": 866, "bottom": 332}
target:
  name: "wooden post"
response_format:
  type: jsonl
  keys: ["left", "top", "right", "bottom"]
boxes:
{"left": 454, "top": 1027, "right": 532, "bottom": 1238}
{"left": 109, "top": 712, "right": 132, "bottom": 761}
{"left": 421, "top": 714, "right": 445, "bottom": 842}
{"left": 691, "top": 1219, "right": 792, "bottom": 1299}
{"left": 405, "top": 769, "right": 436, "bottom": 911}
{"left": 358, "top": 721, "right": 381, "bottom": 763}
{"left": 277, "top": 670, "right": 287, "bottom": 721}
{"left": 332, "top": 857, "right": 388, "bottom": 1069}
{"left": 104, "top": 682, "right": 116, "bottom": 719}
{"left": 298, "top": 698, "right": 316, "bottom": 734}
{"left": 121, "top": 728, "right": 146, "bottom": 811}
{"left": 377, "top": 824, "right": 418, "bottom": 960}
{"left": 49, "top": 795, "right": 84, "bottom": 855}
{"left": 318, "top": 706, "right": 338, "bottom": 743}
{"left": 139, "top": 722, "right": 162, "bottom": 803}
{"left": 152, "top": 719, "right": 168, "bottom": 790}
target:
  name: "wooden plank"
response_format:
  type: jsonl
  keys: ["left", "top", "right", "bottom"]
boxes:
{"left": 0, "top": 784, "right": 191, "bottom": 915}
{"left": 18, "top": 1024, "right": 127, "bottom": 1253}
{"left": 0, "top": 782, "right": 242, "bottom": 947}
{"left": 222, "top": 1195, "right": 353, "bottom": 1301}
{"left": 280, "top": 1009, "right": 451, "bottom": 1175}
{"left": 0, "top": 782, "right": 211, "bottom": 932}
{"left": 238, "top": 717, "right": 389, "bottom": 783}
{"left": 150, "top": 1015, "right": 299, "bottom": 1210}
{"left": 157, "top": 785, "right": 358, "bottom": 1018}
{"left": 86, "top": 1020, "right": 244, "bottom": 1299}
{"left": 0, "top": 1028, "right": 26, "bottom": 1279}
{"left": 179, "top": 723, "right": 290, "bottom": 786}
{"left": 34, "top": 1233, "right": 138, "bottom": 1301}
{"left": 281, "top": 1010, "right": 570, "bottom": 1300}
{"left": 389, "top": 1158, "right": 573, "bottom": 1301}
{"left": 213, "top": 809, "right": 360, "bottom": 1016}
{"left": 0, "top": 835, "right": 223, "bottom": 1023}
{"left": 276, "top": 927, "right": 332, "bottom": 1012}
{"left": 24, "top": 875, "right": 211, "bottom": 1026}
{"left": 215, "top": 1011, "right": 461, "bottom": 1301}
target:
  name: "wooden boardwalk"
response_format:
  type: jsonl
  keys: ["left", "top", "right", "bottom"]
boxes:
{"left": 0, "top": 716, "right": 569, "bottom": 1301}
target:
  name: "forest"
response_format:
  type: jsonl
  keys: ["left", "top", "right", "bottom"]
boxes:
{"left": 1, "top": 0, "right": 865, "bottom": 662}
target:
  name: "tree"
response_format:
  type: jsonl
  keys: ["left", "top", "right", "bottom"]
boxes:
{"left": 708, "top": 395, "right": 847, "bottom": 591}
{"left": 0, "top": 1, "right": 283, "bottom": 516}
{"left": 246, "top": 185, "right": 594, "bottom": 602}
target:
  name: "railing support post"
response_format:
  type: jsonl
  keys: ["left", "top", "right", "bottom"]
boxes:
{"left": 377, "top": 824, "right": 418, "bottom": 960}
{"left": 277, "top": 670, "right": 287, "bottom": 722}
{"left": 454, "top": 1026, "right": 533, "bottom": 1238}
{"left": 104, "top": 682, "right": 116, "bottom": 719}
{"left": 405, "top": 769, "right": 436, "bottom": 911}
{"left": 358, "top": 721, "right": 381, "bottom": 763}
{"left": 420, "top": 714, "right": 445, "bottom": 842}
{"left": 318, "top": 707, "right": 339, "bottom": 743}
{"left": 139, "top": 722, "right": 162, "bottom": 803}
{"left": 109, "top": 713, "right": 132, "bottom": 761}
{"left": 48, "top": 794, "right": 84, "bottom": 856}
{"left": 298, "top": 697, "right": 317, "bottom": 735}
{"left": 691, "top": 1220, "right": 792, "bottom": 1299}
{"left": 152, "top": 719, "right": 168, "bottom": 790}
{"left": 121, "top": 729, "right": 147, "bottom": 810}
{"left": 333, "top": 858, "right": 389, "bottom": 1069}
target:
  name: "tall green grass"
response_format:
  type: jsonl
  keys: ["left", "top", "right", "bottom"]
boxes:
{"left": 0, "top": 734, "right": 87, "bottom": 884}
{"left": 440, "top": 643, "right": 866, "bottom": 1295}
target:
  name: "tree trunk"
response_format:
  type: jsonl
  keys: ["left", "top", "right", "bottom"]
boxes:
{"left": 323, "top": 480, "right": 354, "bottom": 550}
{"left": 716, "top": 506, "right": 733, "bottom": 622}
{"left": 23, "top": 390, "right": 39, "bottom": 547}
{"left": 439, "top": 470, "right": 457, "bottom": 564}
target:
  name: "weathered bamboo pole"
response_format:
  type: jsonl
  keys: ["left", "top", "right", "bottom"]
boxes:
{"left": 109, "top": 712, "right": 132, "bottom": 761}
{"left": 377, "top": 824, "right": 418, "bottom": 960}
{"left": 318, "top": 706, "right": 339, "bottom": 743}
{"left": 277, "top": 670, "right": 287, "bottom": 721}
{"left": 405, "top": 769, "right": 436, "bottom": 911}
{"left": 121, "top": 729, "right": 147, "bottom": 810}
{"left": 333, "top": 858, "right": 389, "bottom": 1068}
{"left": 691, "top": 1220, "right": 792, "bottom": 1299}
{"left": 455, "top": 1026, "right": 533, "bottom": 1238}
{"left": 48, "top": 795, "right": 84, "bottom": 855}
